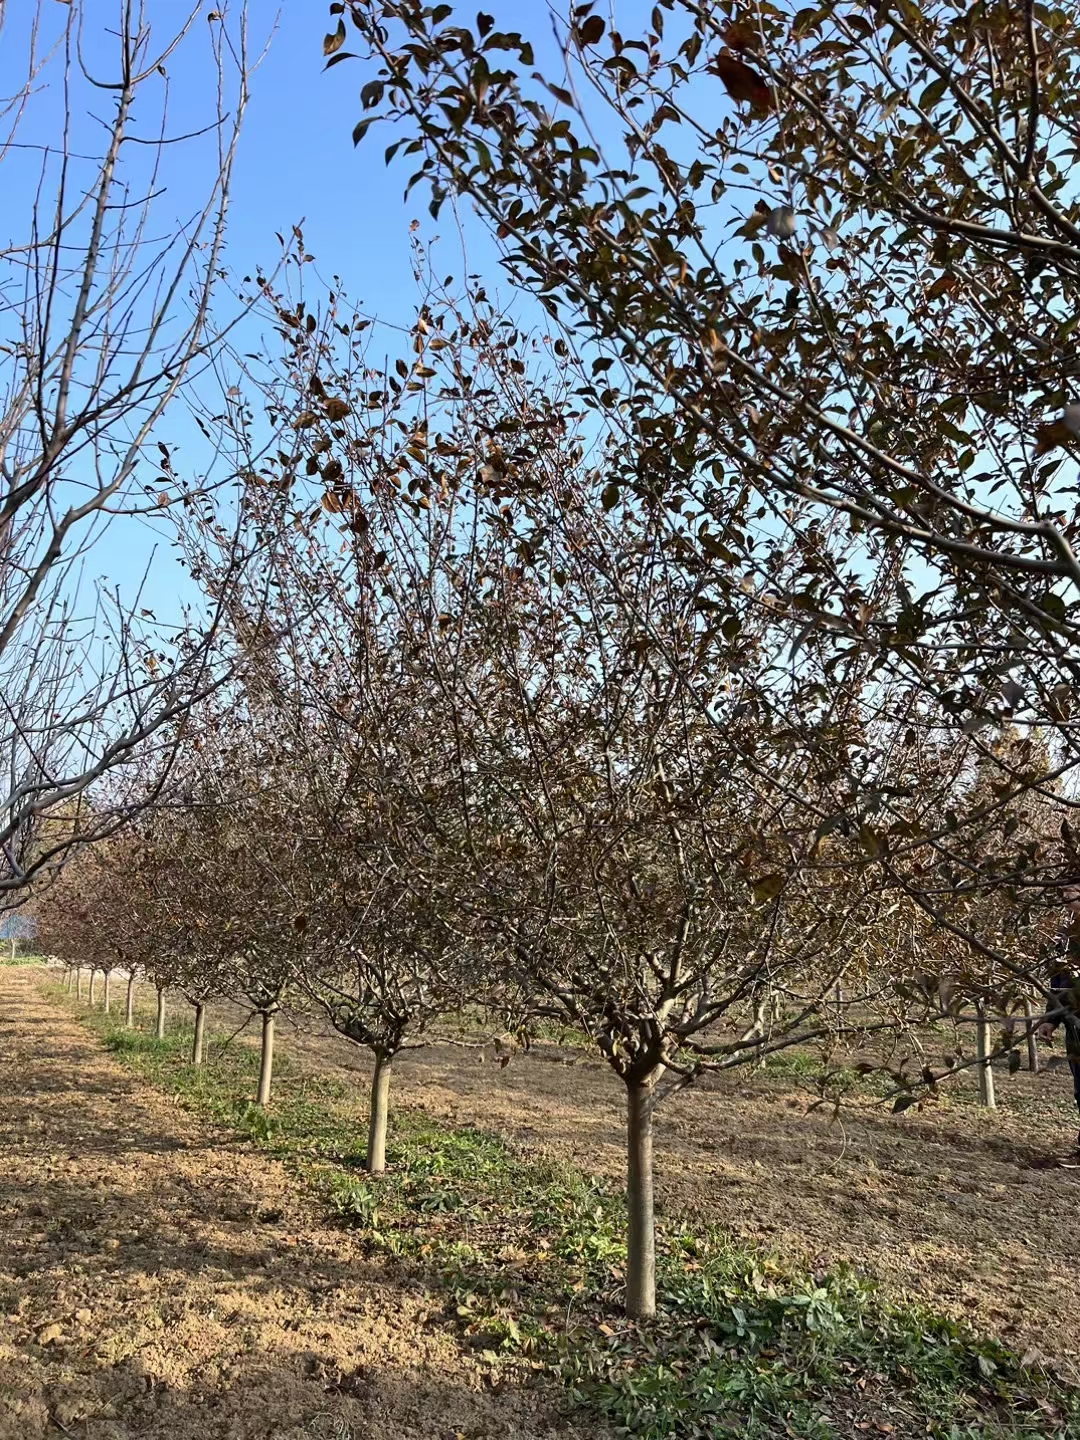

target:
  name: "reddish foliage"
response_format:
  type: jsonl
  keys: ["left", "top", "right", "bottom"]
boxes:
{"left": 712, "top": 50, "right": 773, "bottom": 114}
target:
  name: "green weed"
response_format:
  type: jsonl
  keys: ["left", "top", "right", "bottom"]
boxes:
{"left": 56, "top": 985, "right": 1080, "bottom": 1439}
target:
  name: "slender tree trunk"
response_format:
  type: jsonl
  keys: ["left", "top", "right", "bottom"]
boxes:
{"left": 76, "top": 968, "right": 84, "bottom": 1001}
{"left": 367, "top": 1050, "right": 392, "bottom": 1175}
{"left": 125, "top": 975, "right": 135, "bottom": 1028}
{"left": 9, "top": 937, "right": 15, "bottom": 963}
{"left": 1023, "top": 995, "right": 1039, "bottom": 1074}
{"left": 88, "top": 970, "right": 97, "bottom": 1006}
{"left": 255, "top": 1010, "right": 275, "bottom": 1106}
{"left": 625, "top": 1074, "right": 658, "bottom": 1319}
{"left": 975, "top": 1002, "right": 996, "bottom": 1109}
{"left": 191, "top": 1003, "right": 207, "bottom": 1066}
{"left": 154, "top": 986, "right": 166, "bottom": 1041}
{"left": 103, "top": 970, "right": 111, "bottom": 1014}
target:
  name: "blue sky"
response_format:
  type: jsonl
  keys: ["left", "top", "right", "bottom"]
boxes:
{"left": 1, "top": 0, "right": 657, "bottom": 628}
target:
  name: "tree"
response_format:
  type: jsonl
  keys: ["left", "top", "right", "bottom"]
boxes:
{"left": 170, "top": 729, "right": 300, "bottom": 1104}
{"left": 1, "top": 1, "right": 270, "bottom": 901}
{"left": 0, "top": 911, "right": 35, "bottom": 962}
{"left": 336, "top": 0, "right": 1080, "bottom": 1007}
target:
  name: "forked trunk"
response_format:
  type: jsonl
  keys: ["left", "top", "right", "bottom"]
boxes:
{"left": 102, "top": 970, "right": 111, "bottom": 1014}
{"left": 975, "top": 1001, "right": 996, "bottom": 1109}
{"left": 367, "top": 1051, "right": 392, "bottom": 1175}
{"left": 256, "top": 1010, "right": 275, "bottom": 1106}
{"left": 191, "top": 1003, "right": 207, "bottom": 1066}
{"left": 125, "top": 975, "right": 135, "bottom": 1028}
{"left": 1023, "top": 995, "right": 1039, "bottom": 1074}
{"left": 625, "top": 1074, "right": 658, "bottom": 1319}
{"left": 88, "top": 970, "right": 98, "bottom": 1006}
{"left": 154, "top": 986, "right": 166, "bottom": 1041}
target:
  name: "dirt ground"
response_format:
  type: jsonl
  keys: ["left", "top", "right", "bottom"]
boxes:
{"left": 226, "top": 993, "right": 1080, "bottom": 1373}
{"left": 0, "top": 970, "right": 585, "bottom": 1440}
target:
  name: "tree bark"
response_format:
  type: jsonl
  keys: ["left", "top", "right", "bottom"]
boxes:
{"left": 88, "top": 970, "right": 97, "bottom": 1006}
{"left": 9, "top": 937, "right": 15, "bottom": 963}
{"left": 256, "top": 1010, "right": 275, "bottom": 1106}
{"left": 625, "top": 1075, "right": 658, "bottom": 1318}
{"left": 76, "top": 968, "right": 83, "bottom": 1001}
{"left": 367, "top": 1050, "right": 392, "bottom": 1175}
{"left": 191, "top": 1003, "right": 207, "bottom": 1066}
{"left": 975, "top": 1002, "right": 996, "bottom": 1109}
{"left": 102, "top": 969, "right": 111, "bottom": 1014}
{"left": 1023, "top": 995, "right": 1039, "bottom": 1074}
{"left": 125, "top": 975, "right": 135, "bottom": 1028}
{"left": 154, "top": 986, "right": 166, "bottom": 1041}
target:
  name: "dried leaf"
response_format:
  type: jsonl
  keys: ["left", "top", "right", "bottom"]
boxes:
{"left": 1034, "top": 419, "right": 1074, "bottom": 456}
{"left": 926, "top": 273, "right": 958, "bottom": 300}
{"left": 721, "top": 20, "right": 757, "bottom": 51}
{"left": 752, "top": 872, "right": 784, "bottom": 904}
{"left": 711, "top": 52, "right": 773, "bottom": 114}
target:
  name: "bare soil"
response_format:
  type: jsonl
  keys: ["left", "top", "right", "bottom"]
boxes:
{"left": 231, "top": 996, "right": 1080, "bottom": 1371}
{"left": 0, "top": 970, "right": 584, "bottom": 1440}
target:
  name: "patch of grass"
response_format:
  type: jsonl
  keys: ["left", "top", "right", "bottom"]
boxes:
{"left": 55, "top": 985, "right": 1080, "bottom": 1439}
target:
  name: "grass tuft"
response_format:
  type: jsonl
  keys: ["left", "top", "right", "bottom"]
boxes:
{"left": 57, "top": 986, "right": 1080, "bottom": 1439}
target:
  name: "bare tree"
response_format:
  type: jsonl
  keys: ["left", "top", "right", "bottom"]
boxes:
{"left": 0, "top": 1, "right": 270, "bottom": 900}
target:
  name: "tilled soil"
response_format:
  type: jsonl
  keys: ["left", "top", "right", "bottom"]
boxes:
{"left": 0, "top": 970, "right": 583, "bottom": 1440}
{"left": 224, "top": 996, "right": 1080, "bottom": 1371}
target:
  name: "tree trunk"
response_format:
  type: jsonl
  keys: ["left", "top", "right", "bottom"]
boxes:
{"left": 625, "top": 1075, "right": 658, "bottom": 1319}
{"left": 975, "top": 1002, "right": 996, "bottom": 1109}
{"left": 154, "top": 986, "right": 166, "bottom": 1041}
{"left": 125, "top": 975, "right": 135, "bottom": 1028}
{"left": 9, "top": 937, "right": 15, "bottom": 963}
{"left": 1023, "top": 995, "right": 1039, "bottom": 1074}
{"left": 367, "top": 1050, "right": 392, "bottom": 1175}
{"left": 88, "top": 970, "right": 97, "bottom": 1006}
{"left": 191, "top": 1003, "right": 207, "bottom": 1066}
{"left": 103, "top": 969, "right": 111, "bottom": 1014}
{"left": 255, "top": 1010, "right": 275, "bottom": 1106}
{"left": 76, "top": 968, "right": 83, "bottom": 1001}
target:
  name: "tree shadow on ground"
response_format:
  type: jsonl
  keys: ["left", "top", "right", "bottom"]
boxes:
{"left": 0, "top": 975, "right": 581, "bottom": 1440}
{"left": 4, "top": 1328, "right": 570, "bottom": 1440}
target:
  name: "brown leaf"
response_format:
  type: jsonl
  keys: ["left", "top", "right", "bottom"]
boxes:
{"left": 722, "top": 20, "right": 757, "bottom": 51}
{"left": 712, "top": 51, "right": 773, "bottom": 114}
{"left": 323, "top": 20, "right": 346, "bottom": 56}
{"left": 1034, "top": 419, "right": 1074, "bottom": 456}
{"left": 926, "top": 273, "right": 958, "bottom": 300}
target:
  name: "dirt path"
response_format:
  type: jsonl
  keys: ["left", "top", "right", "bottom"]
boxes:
{"left": 0, "top": 970, "right": 580, "bottom": 1440}
{"left": 244, "top": 1000, "right": 1080, "bottom": 1370}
